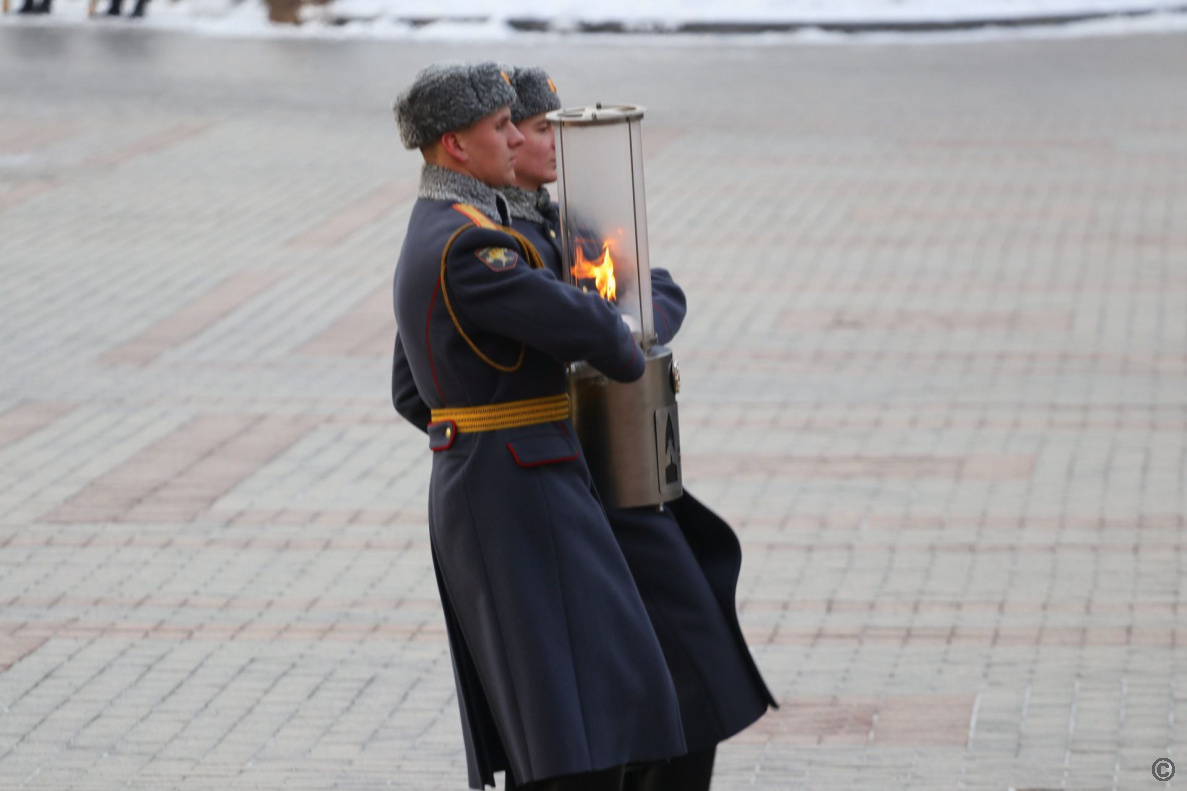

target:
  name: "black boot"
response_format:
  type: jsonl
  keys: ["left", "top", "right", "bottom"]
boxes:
{"left": 129, "top": 0, "right": 147, "bottom": 17}
{"left": 17, "top": 0, "right": 39, "bottom": 14}
{"left": 508, "top": 765, "right": 626, "bottom": 791}
{"left": 105, "top": 0, "right": 122, "bottom": 15}
{"left": 623, "top": 747, "right": 716, "bottom": 791}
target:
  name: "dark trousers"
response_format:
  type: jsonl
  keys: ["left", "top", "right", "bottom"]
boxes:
{"left": 623, "top": 746, "right": 716, "bottom": 791}
{"left": 503, "top": 745, "right": 716, "bottom": 790}
{"left": 506, "top": 766, "right": 625, "bottom": 791}
{"left": 106, "top": 0, "right": 148, "bottom": 16}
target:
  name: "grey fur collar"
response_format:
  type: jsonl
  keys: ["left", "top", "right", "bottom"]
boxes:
{"left": 502, "top": 185, "right": 557, "bottom": 225}
{"left": 418, "top": 163, "right": 509, "bottom": 225}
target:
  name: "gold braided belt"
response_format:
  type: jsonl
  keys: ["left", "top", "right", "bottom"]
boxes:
{"left": 430, "top": 393, "right": 571, "bottom": 434}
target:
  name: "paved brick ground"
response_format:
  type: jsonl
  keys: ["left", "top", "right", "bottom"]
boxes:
{"left": 2, "top": 24, "right": 1186, "bottom": 791}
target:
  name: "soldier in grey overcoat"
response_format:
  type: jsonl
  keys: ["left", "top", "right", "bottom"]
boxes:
{"left": 499, "top": 67, "right": 777, "bottom": 791}
{"left": 389, "top": 62, "right": 688, "bottom": 791}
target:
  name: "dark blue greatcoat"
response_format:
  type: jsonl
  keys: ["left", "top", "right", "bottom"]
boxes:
{"left": 511, "top": 203, "right": 777, "bottom": 753}
{"left": 391, "top": 181, "right": 687, "bottom": 789}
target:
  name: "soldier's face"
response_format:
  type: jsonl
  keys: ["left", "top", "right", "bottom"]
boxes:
{"left": 512, "top": 113, "right": 556, "bottom": 190}
{"left": 455, "top": 107, "right": 524, "bottom": 187}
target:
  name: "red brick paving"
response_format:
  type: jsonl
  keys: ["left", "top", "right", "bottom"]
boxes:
{"left": 98, "top": 272, "right": 283, "bottom": 365}
{"left": 285, "top": 181, "right": 416, "bottom": 249}
{"left": 0, "top": 402, "right": 75, "bottom": 450}
{"left": 0, "top": 633, "right": 47, "bottom": 672}
{"left": 736, "top": 696, "right": 974, "bottom": 747}
{"left": 84, "top": 121, "right": 215, "bottom": 170}
{"left": 297, "top": 286, "right": 393, "bottom": 358}
{"left": 43, "top": 415, "right": 314, "bottom": 523}
{"left": 684, "top": 453, "right": 1035, "bottom": 480}
{"left": 779, "top": 309, "right": 1074, "bottom": 332}
{"left": 0, "top": 179, "right": 60, "bottom": 213}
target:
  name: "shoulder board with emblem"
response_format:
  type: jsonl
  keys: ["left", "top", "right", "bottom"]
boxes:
{"left": 452, "top": 203, "right": 498, "bottom": 229}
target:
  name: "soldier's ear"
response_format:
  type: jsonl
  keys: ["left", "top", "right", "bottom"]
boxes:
{"left": 440, "top": 131, "right": 469, "bottom": 164}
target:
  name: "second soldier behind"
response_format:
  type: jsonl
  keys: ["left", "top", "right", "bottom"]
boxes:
{"left": 501, "top": 66, "right": 776, "bottom": 791}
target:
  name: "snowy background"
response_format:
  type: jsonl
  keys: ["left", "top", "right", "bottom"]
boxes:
{"left": 4, "top": 0, "right": 1187, "bottom": 42}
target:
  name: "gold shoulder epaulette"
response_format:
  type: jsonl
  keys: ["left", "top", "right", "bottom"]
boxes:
{"left": 452, "top": 203, "right": 498, "bottom": 229}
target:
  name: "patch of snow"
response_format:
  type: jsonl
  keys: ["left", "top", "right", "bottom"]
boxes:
{"left": 3, "top": 0, "right": 1187, "bottom": 44}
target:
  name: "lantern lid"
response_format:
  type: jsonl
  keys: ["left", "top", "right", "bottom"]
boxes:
{"left": 547, "top": 104, "right": 646, "bottom": 127}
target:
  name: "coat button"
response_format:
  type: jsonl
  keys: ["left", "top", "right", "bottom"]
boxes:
{"left": 549, "top": 230, "right": 556, "bottom": 238}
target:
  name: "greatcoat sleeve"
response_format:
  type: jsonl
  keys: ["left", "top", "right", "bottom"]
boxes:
{"left": 444, "top": 226, "right": 646, "bottom": 383}
{"left": 391, "top": 332, "right": 431, "bottom": 432}
{"left": 649, "top": 267, "right": 687, "bottom": 346}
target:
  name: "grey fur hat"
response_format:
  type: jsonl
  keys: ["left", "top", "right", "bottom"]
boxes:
{"left": 393, "top": 61, "right": 518, "bottom": 150}
{"left": 506, "top": 66, "right": 562, "bottom": 124}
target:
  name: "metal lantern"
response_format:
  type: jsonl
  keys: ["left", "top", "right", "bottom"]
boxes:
{"left": 548, "top": 103, "right": 682, "bottom": 509}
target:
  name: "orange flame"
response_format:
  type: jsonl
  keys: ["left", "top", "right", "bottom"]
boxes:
{"left": 571, "top": 241, "right": 618, "bottom": 302}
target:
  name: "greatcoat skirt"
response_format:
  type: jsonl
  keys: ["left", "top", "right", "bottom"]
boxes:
{"left": 508, "top": 206, "right": 777, "bottom": 752}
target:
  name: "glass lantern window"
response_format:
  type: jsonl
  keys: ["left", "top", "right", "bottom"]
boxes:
{"left": 554, "top": 113, "right": 655, "bottom": 344}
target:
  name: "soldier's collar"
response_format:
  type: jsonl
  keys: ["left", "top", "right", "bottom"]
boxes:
{"left": 501, "top": 185, "right": 556, "bottom": 225}
{"left": 419, "top": 163, "right": 510, "bottom": 225}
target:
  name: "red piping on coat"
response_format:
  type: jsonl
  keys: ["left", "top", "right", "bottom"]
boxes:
{"left": 654, "top": 302, "right": 670, "bottom": 341}
{"left": 506, "top": 442, "right": 579, "bottom": 469}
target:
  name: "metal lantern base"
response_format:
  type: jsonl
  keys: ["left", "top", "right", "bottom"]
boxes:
{"left": 569, "top": 346, "right": 682, "bottom": 509}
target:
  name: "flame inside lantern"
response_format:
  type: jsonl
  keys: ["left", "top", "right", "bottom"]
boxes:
{"left": 571, "top": 241, "right": 618, "bottom": 302}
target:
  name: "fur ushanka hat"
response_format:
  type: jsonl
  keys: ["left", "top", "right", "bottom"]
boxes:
{"left": 393, "top": 61, "right": 518, "bottom": 150}
{"left": 506, "top": 66, "right": 562, "bottom": 123}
